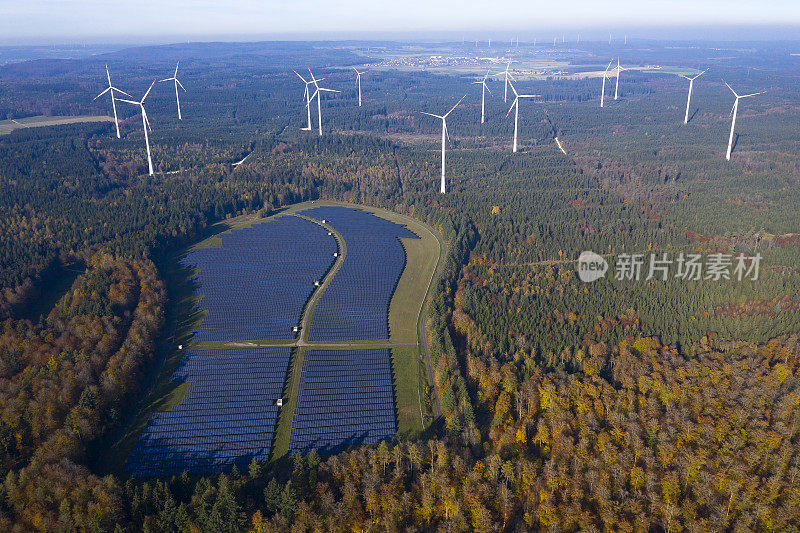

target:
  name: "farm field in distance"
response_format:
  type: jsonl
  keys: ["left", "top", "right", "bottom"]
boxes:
{"left": 0, "top": 114, "right": 113, "bottom": 134}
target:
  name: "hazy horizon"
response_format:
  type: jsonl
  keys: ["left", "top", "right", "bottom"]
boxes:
{"left": 2, "top": 25, "right": 800, "bottom": 47}
{"left": 2, "top": 0, "right": 800, "bottom": 44}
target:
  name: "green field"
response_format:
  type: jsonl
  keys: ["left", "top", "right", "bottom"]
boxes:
{"left": 105, "top": 201, "right": 442, "bottom": 472}
{"left": 0, "top": 114, "right": 113, "bottom": 135}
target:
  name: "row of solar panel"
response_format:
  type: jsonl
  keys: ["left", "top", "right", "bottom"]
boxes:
{"left": 293, "top": 418, "right": 395, "bottom": 431}
{"left": 293, "top": 401, "right": 394, "bottom": 414}
{"left": 299, "top": 207, "right": 415, "bottom": 342}
{"left": 185, "top": 215, "right": 336, "bottom": 341}
{"left": 288, "top": 348, "right": 396, "bottom": 455}
{"left": 296, "top": 389, "right": 393, "bottom": 401}
{"left": 127, "top": 347, "right": 293, "bottom": 477}
{"left": 133, "top": 436, "right": 274, "bottom": 447}
{"left": 288, "top": 432, "right": 394, "bottom": 454}
{"left": 138, "top": 421, "right": 276, "bottom": 436}
{"left": 145, "top": 416, "right": 276, "bottom": 428}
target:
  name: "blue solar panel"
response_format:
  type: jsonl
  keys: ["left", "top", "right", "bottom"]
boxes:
{"left": 125, "top": 347, "right": 291, "bottom": 477}
{"left": 297, "top": 207, "right": 419, "bottom": 342}
{"left": 184, "top": 215, "right": 337, "bottom": 342}
{"left": 288, "top": 349, "right": 396, "bottom": 455}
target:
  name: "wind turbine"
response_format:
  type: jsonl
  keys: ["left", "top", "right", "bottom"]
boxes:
{"left": 293, "top": 69, "right": 323, "bottom": 131}
{"left": 679, "top": 68, "right": 708, "bottom": 124}
{"left": 159, "top": 61, "right": 187, "bottom": 120}
{"left": 472, "top": 71, "right": 493, "bottom": 124}
{"left": 506, "top": 81, "right": 542, "bottom": 153}
{"left": 600, "top": 59, "right": 613, "bottom": 108}
{"left": 499, "top": 60, "right": 516, "bottom": 103}
{"left": 307, "top": 69, "right": 340, "bottom": 136}
{"left": 92, "top": 65, "right": 131, "bottom": 139}
{"left": 421, "top": 95, "right": 466, "bottom": 194}
{"left": 724, "top": 82, "right": 765, "bottom": 161}
{"left": 352, "top": 67, "right": 366, "bottom": 107}
{"left": 614, "top": 58, "right": 628, "bottom": 100}
{"left": 116, "top": 81, "right": 157, "bottom": 176}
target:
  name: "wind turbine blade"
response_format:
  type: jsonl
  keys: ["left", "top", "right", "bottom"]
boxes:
{"left": 508, "top": 81, "right": 518, "bottom": 97}
{"left": 506, "top": 99, "right": 517, "bottom": 119}
{"left": 93, "top": 87, "right": 111, "bottom": 101}
{"left": 159, "top": 78, "right": 173, "bottom": 83}
{"left": 142, "top": 107, "right": 152, "bottom": 132}
{"left": 307, "top": 90, "right": 319, "bottom": 106}
{"left": 693, "top": 68, "right": 709, "bottom": 80}
{"left": 444, "top": 121, "right": 451, "bottom": 143}
{"left": 444, "top": 94, "right": 467, "bottom": 117}
{"left": 741, "top": 91, "right": 766, "bottom": 98}
{"left": 603, "top": 59, "right": 614, "bottom": 74}
{"left": 115, "top": 98, "right": 140, "bottom": 105}
{"left": 485, "top": 85, "right": 493, "bottom": 96}
{"left": 293, "top": 69, "right": 308, "bottom": 83}
{"left": 106, "top": 65, "right": 112, "bottom": 86}
{"left": 723, "top": 81, "right": 738, "bottom": 97}
{"left": 111, "top": 87, "right": 132, "bottom": 97}
{"left": 176, "top": 79, "right": 186, "bottom": 92}
{"left": 679, "top": 75, "right": 691, "bottom": 81}
{"left": 141, "top": 80, "right": 156, "bottom": 103}
{"left": 308, "top": 68, "right": 318, "bottom": 85}
{"left": 174, "top": 61, "right": 179, "bottom": 77}
{"left": 319, "top": 88, "right": 340, "bottom": 93}
{"left": 421, "top": 112, "right": 444, "bottom": 119}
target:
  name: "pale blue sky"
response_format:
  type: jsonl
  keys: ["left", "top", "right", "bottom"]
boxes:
{"left": 2, "top": 0, "right": 799, "bottom": 43}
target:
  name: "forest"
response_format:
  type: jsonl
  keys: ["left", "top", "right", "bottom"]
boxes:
{"left": 0, "top": 39, "right": 798, "bottom": 531}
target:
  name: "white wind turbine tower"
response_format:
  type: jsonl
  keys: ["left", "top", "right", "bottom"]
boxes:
{"left": 679, "top": 68, "right": 708, "bottom": 124}
{"left": 600, "top": 59, "right": 614, "bottom": 108}
{"left": 421, "top": 95, "right": 466, "bottom": 194}
{"left": 159, "top": 61, "right": 187, "bottom": 120}
{"left": 614, "top": 58, "right": 629, "bottom": 100}
{"left": 92, "top": 65, "right": 131, "bottom": 139}
{"left": 116, "top": 81, "right": 157, "bottom": 176}
{"left": 307, "top": 69, "right": 341, "bottom": 136}
{"left": 500, "top": 60, "right": 516, "bottom": 103}
{"left": 724, "top": 81, "right": 765, "bottom": 161}
{"left": 293, "top": 69, "right": 323, "bottom": 131}
{"left": 352, "top": 67, "right": 366, "bottom": 107}
{"left": 506, "top": 81, "right": 542, "bottom": 153}
{"left": 473, "top": 71, "right": 493, "bottom": 124}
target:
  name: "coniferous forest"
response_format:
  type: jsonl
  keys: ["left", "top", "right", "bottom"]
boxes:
{"left": 0, "top": 40, "right": 799, "bottom": 531}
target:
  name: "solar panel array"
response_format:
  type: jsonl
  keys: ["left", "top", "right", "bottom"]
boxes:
{"left": 126, "top": 348, "right": 291, "bottom": 477}
{"left": 183, "top": 216, "right": 337, "bottom": 342}
{"left": 288, "top": 349, "right": 396, "bottom": 455}
{"left": 298, "top": 206, "right": 419, "bottom": 341}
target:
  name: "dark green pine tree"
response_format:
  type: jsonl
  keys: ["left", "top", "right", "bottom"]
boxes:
{"left": 263, "top": 478, "right": 281, "bottom": 515}
{"left": 278, "top": 481, "right": 296, "bottom": 523}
